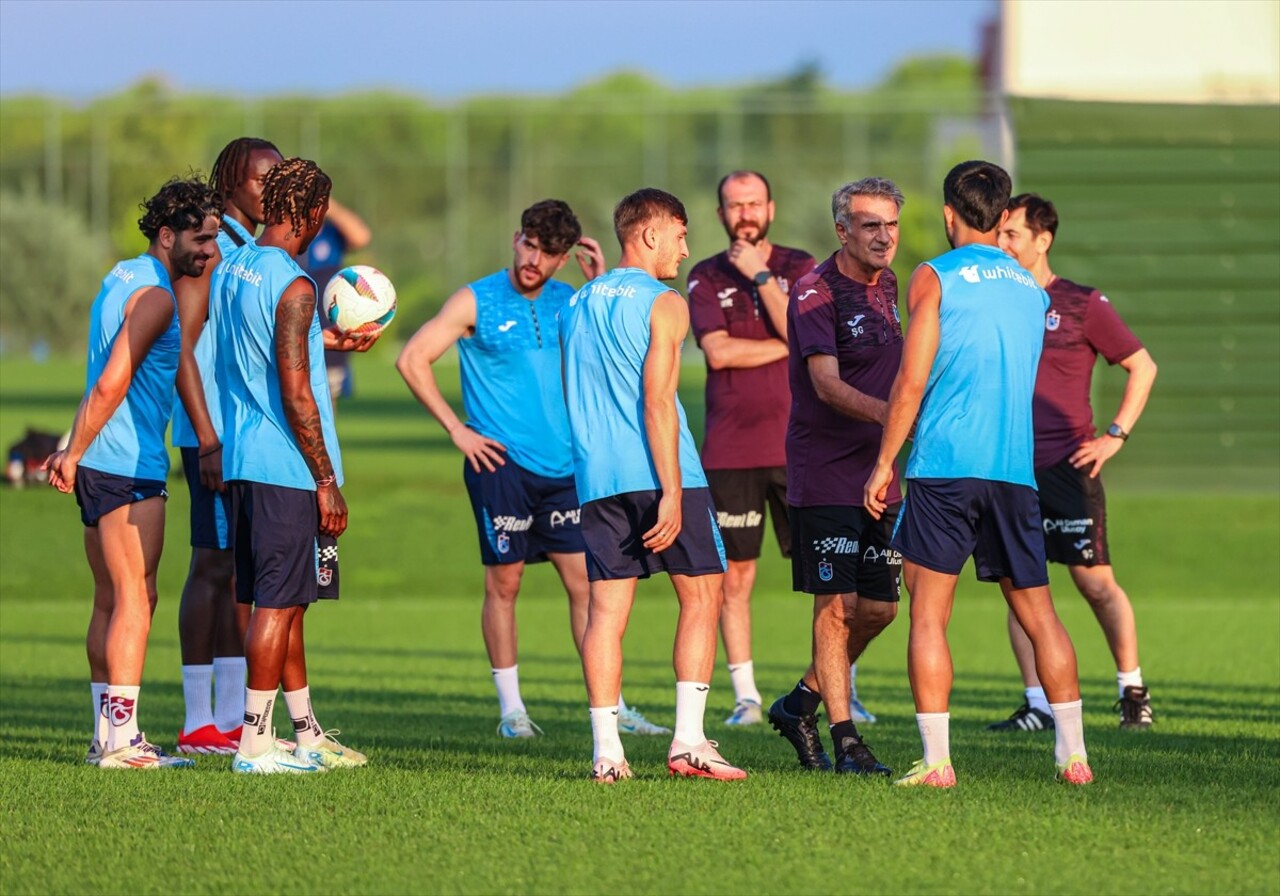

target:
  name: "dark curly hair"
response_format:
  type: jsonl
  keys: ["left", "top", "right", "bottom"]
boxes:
{"left": 261, "top": 157, "right": 332, "bottom": 236}
{"left": 210, "top": 136, "right": 280, "bottom": 201}
{"left": 613, "top": 188, "right": 687, "bottom": 247}
{"left": 137, "top": 175, "right": 221, "bottom": 241}
{"left": 520, "top": 200, "right": 582, "bottom": 256}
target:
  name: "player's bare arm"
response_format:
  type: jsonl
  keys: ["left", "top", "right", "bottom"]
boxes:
{"left": 45, "top": 286, "right": 176, "bottom": 494}
{"left": 727, "top": 239, "right": 788, "bottom": 338}
{"left": 574, "top": 236, "right": 607, "bottom": 280}
{"left": 808, "top": 353, "right": 887, "bottom": 423}
{"left": 865, "top": 264, "right": 940, "bottom": 518}
{"left": 173, "top": 252, "right": 225, "bottom": 492}
{"left": 641, "top": 290, "right": 688, "bottom": 552}
{"left": 275, "top": 278, "right": 346, "bottom": 537}
{"left": 699, "top": 330, "right": 789, "bottom": 370}
{"left": 1070, "top": 347, "right": 1158, "bottom": 477}
{"left": 395, "top": 286, "right": 508, "bottom": 473}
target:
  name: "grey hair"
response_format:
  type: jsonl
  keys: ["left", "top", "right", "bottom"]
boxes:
{"left": 831, "top": 177, "right": 905, "bottom": 228}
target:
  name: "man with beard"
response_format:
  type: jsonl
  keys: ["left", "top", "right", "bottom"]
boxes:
{"left": 560, "top": 188, "right": 744, "bottom": 783}
{"left": 686, "top": 171, "right": 815, "bottom": 726}
{"left": 45, "top": 176, "right": 221, "bottom": 769}
{"left": 398, "top": 201, "right": 668, "bottom": 739}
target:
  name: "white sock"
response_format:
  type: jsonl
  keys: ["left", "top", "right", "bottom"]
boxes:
{"left": 1025, "top": 686, "right": 1051, "bottom": 714}
{"left": 283, "top": 686, "right": 325, "bottom": 747}
{"left": 181, "top": 664, "right": 215, "bottom": 734}
{"left": 213, "top": 656, "right": 247, "bottom": 732}
{"left": 727, "top": 661, "right": 762, "bottom": 705}
{"left": 674, "top": 681, "right": 710, "bottom": 745}
{"left": 492, "top": 665, "right": 525, "bottom": 717}
{"left": 105, "top": 685, "right": 141, "bottom": 752}
{"left": 90, "top": 682, "right": 107, "bottom": 746}
{"left": 589, "top": 705, "right": 624, "bottom": 763}
{"left": 241, "top": 687, "right": 277, "bottom": 757}
{"left": 1049, "top": 699, "right": 1086, "bottom": 765}
{"left": 916, "top": 712, "right": 950, "bottom": 766}
{"left": 1117, "top": 667, "right": 1143, "bottom": 698}
{"left": 849, "top": 663, "right": 859, "bottom": 700}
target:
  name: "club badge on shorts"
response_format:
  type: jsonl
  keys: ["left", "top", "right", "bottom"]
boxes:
{"left": 317, "top": 534, "right": 340, "bottom": 599}
{"left": 818, "top": 561, "right": 834, "bottom": 582}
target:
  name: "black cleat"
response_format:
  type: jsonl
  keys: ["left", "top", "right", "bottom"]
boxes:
{"left": 768, "top": 696, "right": 832, "bottom": 771}
{"left": 1115, "top": 685, "right": 1154, "bottom": 729}
{"left": 834, "top": 731, "right": 892, "bottom": 777}
{"left": 986, "top": 702, "right": 1056, "bottom": 732}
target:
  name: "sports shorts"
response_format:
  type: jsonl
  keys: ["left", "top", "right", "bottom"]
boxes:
{"left": 181, "top": 447, "right": 231, "bottom": 550}
{"left": 892, "top": 478, "right": 1049, "bottom": 590}
{"left": 463, "top": 458, "right": 584, "bottom": 565}
{"left": 228, "top": 480, "right": 339, "bottom": 609}
{"left": 580, "top": 487, "right": 727, "bottom": 582}
{"left": 788, "top": 503, "right": 901, "bottom": 600}
{"left": 1035, "top": 457, "right": 1110, "bottom": 567}
{"left": 74, "top": 465, "right": 167, "bottom": 528}
{"left": 705, "top": 466, "right": 791, "bottom": 561}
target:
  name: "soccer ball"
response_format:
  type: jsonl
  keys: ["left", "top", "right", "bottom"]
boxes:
{"left": 322, "top": 265, "right": 397, "bottom": 335}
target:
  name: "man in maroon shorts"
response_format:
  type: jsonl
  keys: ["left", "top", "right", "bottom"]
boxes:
{"left": 993, "top": 192, "right": 1159, "bottom": 731}
{"left": 687, "top": 170, "right": 815, "bottom": 726}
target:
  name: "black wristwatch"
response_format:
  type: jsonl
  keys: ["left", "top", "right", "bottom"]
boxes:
{"left": 1106, "top": 423, "right": 1129, "bottom": 441}
{"left": 753, "top": 270, "right": 773, "bottom": 287}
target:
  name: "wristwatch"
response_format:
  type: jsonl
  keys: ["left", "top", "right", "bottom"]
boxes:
{"left": 1105, "top": 423, "right": 1129, "bottom": 441}
{"left": 753, "top": 270, "right": 773, "bottom": 287}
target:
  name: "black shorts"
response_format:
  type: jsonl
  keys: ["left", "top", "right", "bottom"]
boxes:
{"left": 464, "top": 458, "right": 584, "bottom": 565}
{"left": 181, "top": 447, "right": 231, "bottom": 550}
{"left": 1036, "top": 458, "right": 1110, "bottom": 567}
{"left": 228, "top": 481, "right": 339, "bottom": 609}
{"left": 789, "top": 504, "right": 901, "bottom": 600}
{"left": 581, "top": 487, "right": 727, "bottom": 582}
{"left": 705, "top": 466, "right": 791, "bottom": 561}
{"left": 893, "top": 478, "right": 1049, "bottom": 590}
{"left": 74, "top": 466, "right": 167, "bottom": 528}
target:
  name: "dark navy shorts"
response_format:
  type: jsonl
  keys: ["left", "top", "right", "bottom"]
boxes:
{"left": 1036, "top": 458, "right": 1110, "bottom": 567}
{"left": 705, "top": 466, "right": 791, "bottom": 562}
{"left": 581, "top": 487, "right": 727, "bottom": 582}
{"left": 228, "top": 481, "right": 339, "bottom": 609}
{"left": 893, "top": 478, "right": 1049, "bottom": 589}
{"left": 463, "top": 458, "right": 584, "bottom": 566}
{"left": 789, "top": 504, "right": 901, "bottom": 600}
{"left": 181, "top": 447, "right": 231, "bottom": 550}
{"left": 74, "top": 465, "right": 167, "bottom": 528}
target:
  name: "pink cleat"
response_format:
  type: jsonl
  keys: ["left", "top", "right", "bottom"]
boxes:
{"left": 1056, "top": 754, "right": 1094, "bottom": 785}
{"left": 590, "top": 757, "right": 633, "bottom": 784}
{"left": 667, "top": 740, "right": 747, "bottom": 781}
{"left": 894, "top": 758, "right": 957, "bottom": 788}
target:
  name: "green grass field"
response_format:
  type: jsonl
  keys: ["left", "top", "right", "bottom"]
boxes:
{"left": 1, "top": 354, "right": 1277, "bottom": 895}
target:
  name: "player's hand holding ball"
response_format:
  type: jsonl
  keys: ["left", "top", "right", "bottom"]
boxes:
{"left": 322, "top": 265, "right": 397, "bottom": 353}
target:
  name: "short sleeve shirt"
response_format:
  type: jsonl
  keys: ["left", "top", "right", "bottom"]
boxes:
{"left": 785, "top": 254, "right": 903, "bottom": 507}
{"left": 1034, "top": 277, "right": 1144, "bottom": 469}
{"left": 688, "top": 245, "right": 815, "bottom": 470}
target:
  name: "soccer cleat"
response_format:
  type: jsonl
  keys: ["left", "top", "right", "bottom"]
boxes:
{"left": 294, "top": 731, "right": 367, "bottom": 769}
{"left": 220, "top": 726, "right": 297, "bottom": 752}
{"left": 894, "top": 758, "right": 957, "bottom": 788}
{"left": 618, "top": 705, "right": 671, "bottom": 736}
{"left": 1115, "top": 685, "right": 1154, "bottom": 729}
{"left": 724, "top": 699, "right": 763, "bottom": 727}
{"left": 1056, "top": 753, "right": 1094, "bottom": 785}
{"left": 99, "top": 733, "right": 196, "bottom": 770}
{"left": 177, "top": 724, "right": 238, "bottom": 755}
{"left": 668, "top": 739, "right": 747, "bottom": 781}
{"left": 497, "top": 710, "right": 543, "bottom": 738}
{"left": 848, "top": 696, "right": 877, "bottom": 725}
{"left": 834, "top": 732, "right": 892, "bottom": 777}
{"left": 590, "top": 757, "right": 633, "bottom": 784}
{"left": 767, "top": 696, "right": 833, "bottom": 771}
{"left": 986, "top": 702, "right": 1056, "bottom": 732}
{"left": 85, "top": 739, "right": 103, "bottom": 766}
{"left": 233, "top": 743, "right": 325, "bottom": 775}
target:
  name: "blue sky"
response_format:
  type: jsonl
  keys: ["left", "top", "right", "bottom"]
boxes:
{"left": 0, "top": 0, "right": 994, "bottom": 99}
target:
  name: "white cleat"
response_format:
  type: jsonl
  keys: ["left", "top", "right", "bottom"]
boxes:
{"left": 725, "top": 699, "right": 764, "bottom": 727}
{"left": 618, "top": 705, "right": 671, "bottom": 736}
{"left": 497, "top": 710, "right": 543, "bottom": 738}
{"left": 232, "top": 744, "right": 325, "bottom": 775}
{"left": 294, "top": 730, "right": 367, "bottom": 768}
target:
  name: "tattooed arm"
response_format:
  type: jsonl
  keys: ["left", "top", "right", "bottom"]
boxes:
{"left": 275, "top": 277, "right": 347, "bottom": 537}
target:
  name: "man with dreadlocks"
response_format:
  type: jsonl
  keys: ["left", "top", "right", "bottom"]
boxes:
{"left": 215, "top": 157, "right": 372, "bottom": 774}
{"left": 171, "top": 137, "right": 282, "bottom": 757}
{"left": 45, "top": 175, "right": 221, "bottom": 769}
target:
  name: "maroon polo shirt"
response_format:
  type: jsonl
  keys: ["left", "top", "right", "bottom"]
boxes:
{"left": 688, "top": 245, "right": 816, "bottom": 470}
{"left": 1034, "top": 277, "right": 1144, "bottom": 469}
{"left": 786, "top": 254, "right": 903, "bottom": 508}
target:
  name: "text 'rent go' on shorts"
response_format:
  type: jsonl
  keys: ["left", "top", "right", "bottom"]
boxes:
{"left": 705, "top": 465, "right": 791, "bottom": 561}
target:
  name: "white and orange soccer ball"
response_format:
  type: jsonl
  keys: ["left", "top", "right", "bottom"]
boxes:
{"left": 322, "top": 265, "right": 397, "bottom": 335}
